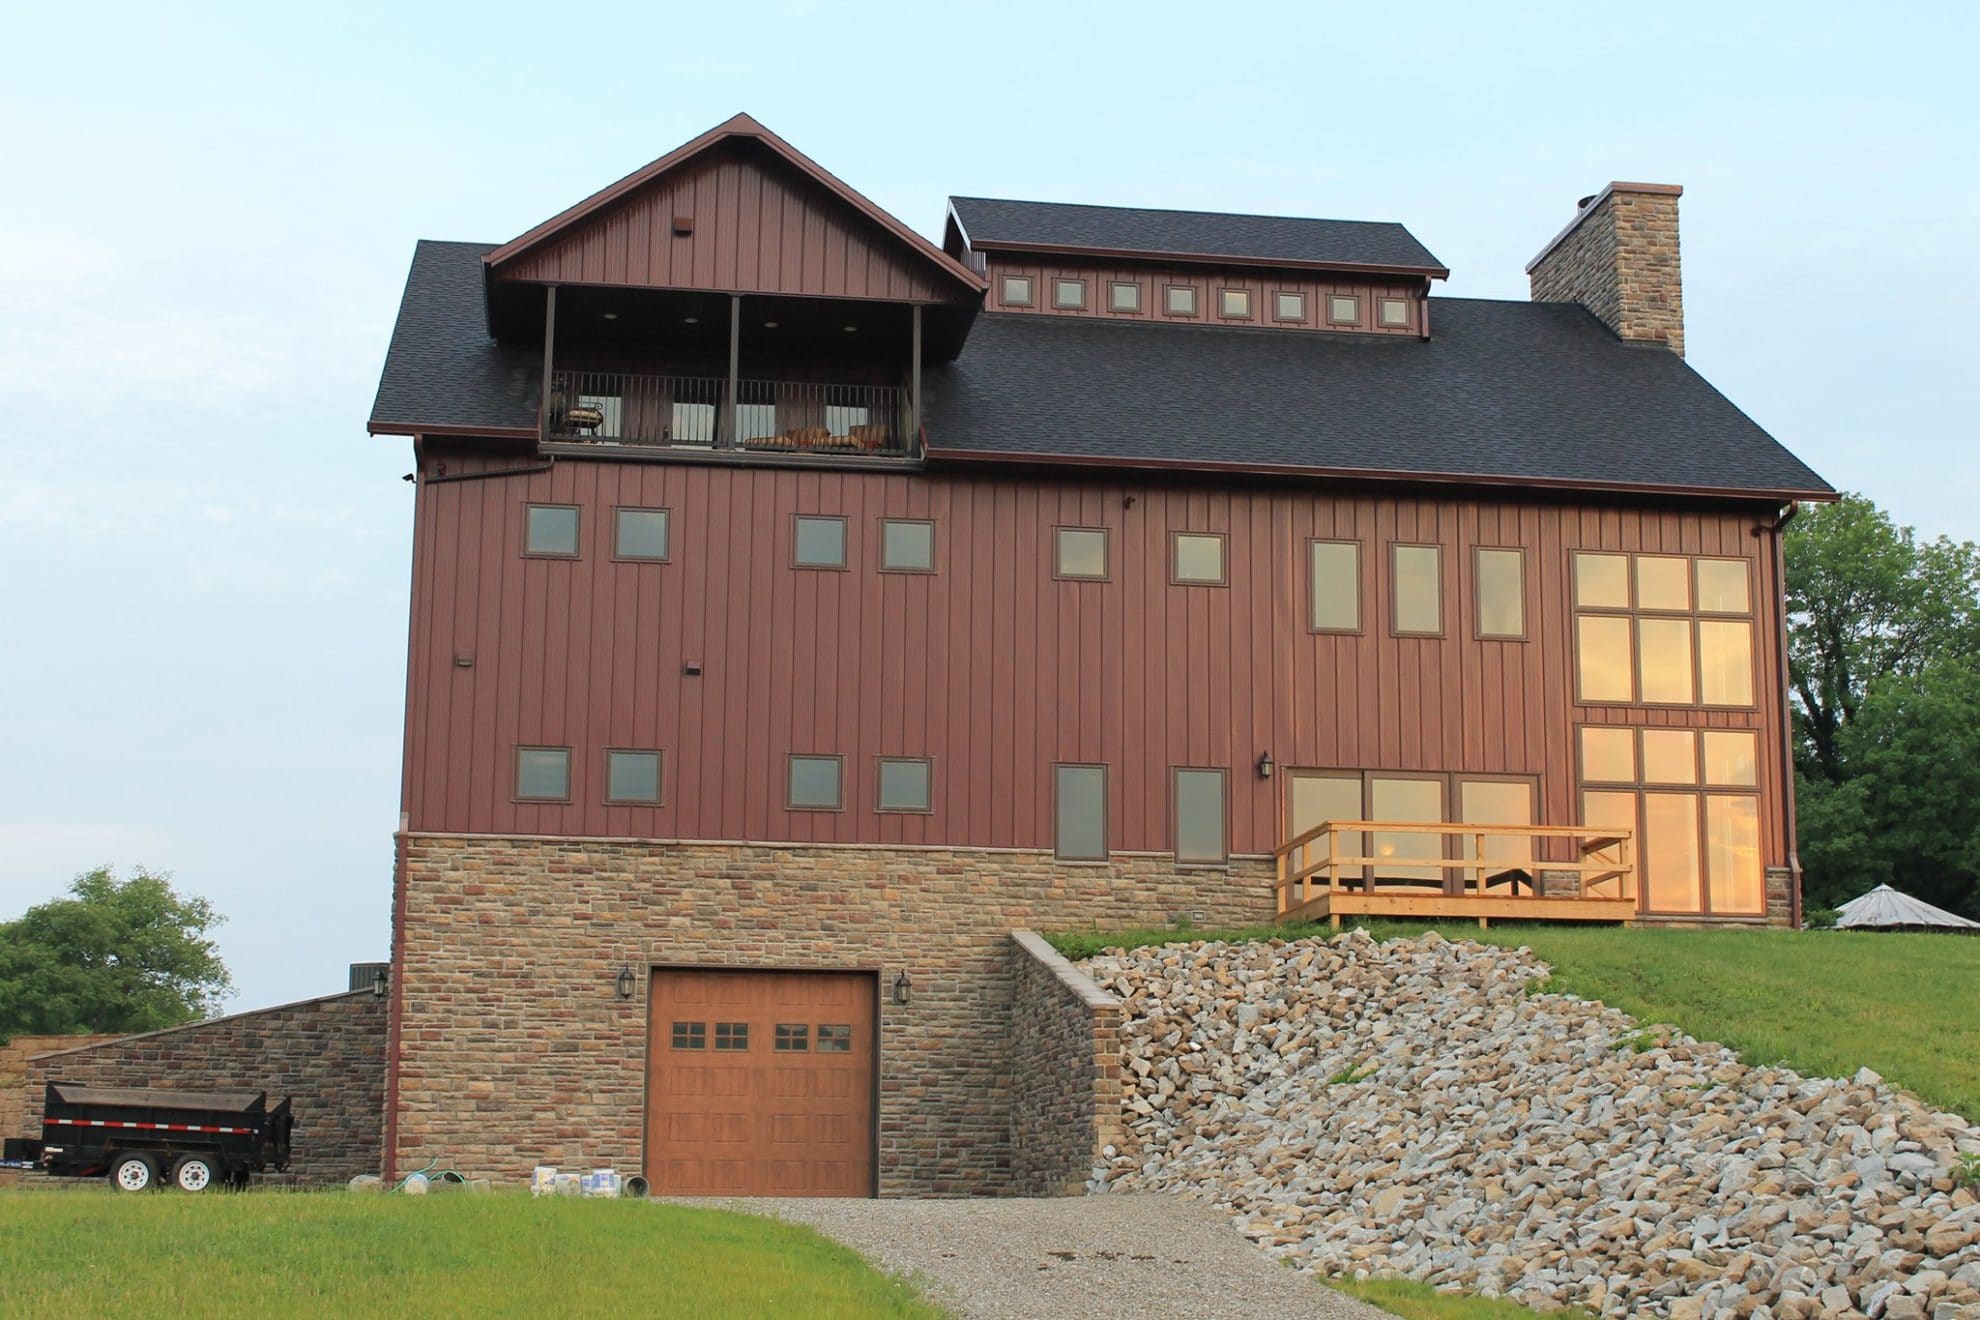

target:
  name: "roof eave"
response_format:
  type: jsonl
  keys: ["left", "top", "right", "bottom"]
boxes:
{"left": 967, "top": 237, "right": 1449, "bottom": 281}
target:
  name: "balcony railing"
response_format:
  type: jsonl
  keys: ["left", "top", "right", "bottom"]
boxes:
{"left": 546, "top": 371, "right": 915, "bottom": 458}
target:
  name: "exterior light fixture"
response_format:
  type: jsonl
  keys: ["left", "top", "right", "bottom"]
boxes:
{"left": 602, "top": 312, "right": 618, "bottom": 320}
{"left": 372, "top": 968, "right": 388, "bottom": 997}
{"left": 683, "top": 316, "right": 699, "bottom": 325}
{"left": 842, "top": 324, "right": 858, "bottom": 333}
{"left": 615, "top": 966, "right": 637, "bottom": 1000}
{"left": 892, "top": 970, "right": 911, "bottom": 1005}
{"left": 1257, "top": 750, "right": 1274, "bottom": 780}
{"left": 762, "top": 320, "right": 778, "bottom": 329}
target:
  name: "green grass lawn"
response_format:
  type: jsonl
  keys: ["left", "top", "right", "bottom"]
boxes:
{"left": 1325, "top": 1276, "right": 1595, "bottom": 1319}
{"left": 0, "top": 1191, "right": 942, "bottom": 1318}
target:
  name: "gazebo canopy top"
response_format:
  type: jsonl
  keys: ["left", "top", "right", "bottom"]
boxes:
{"left": 1834, "top": 884, "right": 1979, "bottom": 930}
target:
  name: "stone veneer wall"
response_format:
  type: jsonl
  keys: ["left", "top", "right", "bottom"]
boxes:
{"left": 25, "top": 991, "right": 387, "bottom": 1185}
{"left": 393, "top": 835, "right": 1276, "bottom": 1195}
{"left": 0, "top": 1034, "right": 121, "bottom": 1185}
{"left": 1007, "top": 930, "right": 1124, "bottom": 1196}
{"left": 1528, "top": 184, "right": 1685, "bottom": 357}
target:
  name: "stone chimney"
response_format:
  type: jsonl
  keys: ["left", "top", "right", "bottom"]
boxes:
{"left": 1526, "top": 182, "right": 1685, "bottom": 356}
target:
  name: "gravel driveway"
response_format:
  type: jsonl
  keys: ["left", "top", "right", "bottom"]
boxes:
{"left": 680, "top": 1193, "right": 1385, "bottom": 1319}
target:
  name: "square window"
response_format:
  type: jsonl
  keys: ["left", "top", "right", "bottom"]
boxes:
{"left": 670, "top": 1021, "right": 706, "bottom": 1050}
{"left": 605, "top": 749, "right": 661, "bottom": 804}
{"left": 794, "top": 515, "right": 847, "bottom": 569}
{"left": 788, "top": 755, "right": 843, "bottom": 810}
{"left": 1109, "top": 282, "right": 1141, "bottom": 313}
{"left": 525, "top": 504, "right": 580, "bottom": 557}
{"left": 1574, "top": 553, "right": 1631, "bottom": 609}
{"left": 1165, "top": 285, "right": 1198, "bottom": 316}
{"left": 817, "top": 1024, "right": 853, "bottom": 1053}
{"left": 1636, "top": 556, "right": 1691, "bottom": 611}
{"left": 1580, "top": 726, "right": 1636, "bottom": 783}
{"left": 1328, "top": 295, "right": 1360, "bottom": 325}
{"left": 880, "top": 519, "right": 935, "bottom": 573}
{"left": 1172, "top": 532, "right": 1226, "bottom": 585}
{"left": 1378, "top": 298, "right": 1412, "bottom": 328}
{"left": 1702, "top": 730, "right": 1758, "bottom": 787}
{"left": 516, "top": 746, "right": 570, "bottom": 801}
{"left": 1310, "top": 540, "right": 1360, "bottom": 632}
{"left": 1001, "top": 275, "right": 1034, "bottom": 306}
{"left": 1053, "top": 278, "right": 1086, "bottom": 309}
{"left": 877, "top": 758, "right": 932, "bottom": 813}
{"left": 1055, "top": 764, "right": 1107, "bottom": 861}
{"left": 714, "top": 1022, "right": 749, "bottom": 1051}
{"left": 1174, "top": 768, "right": 1227, "bottom": 865}
{"left": 1274, "top": 292, "right": 1306, "bottom": 322}
{"left": 1696, "top": 559, "right": 1751, "bottom": 614}
{"left": 1641, "top": 729, "right": 1699, "bottom": 784}
{"left": 774, "top": 1023, "right": 809, "bottom": 1052}
{"left": 1219, "top": 289, "right": 1251, "bottom": 319}
{"left": 1055, "top": 527, "right": 1109, "bottom": 580}
{"left": 614, "top": 508, "right": 670, "bottom": 561}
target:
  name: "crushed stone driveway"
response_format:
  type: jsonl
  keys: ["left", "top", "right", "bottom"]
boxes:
{"left": 678, "top": 1192, "right": 1386, "bottom": 1319}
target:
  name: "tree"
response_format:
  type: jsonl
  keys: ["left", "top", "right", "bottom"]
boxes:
{"left": 1786, "top": 495, "right": 1980, "bottom": 917}
{"left": 0, "top": 866, "right": 234, "bottom": 1041}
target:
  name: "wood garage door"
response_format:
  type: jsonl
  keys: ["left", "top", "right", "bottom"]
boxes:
{"left": 645, "top": 969, "right": 876, "bottom": 1197}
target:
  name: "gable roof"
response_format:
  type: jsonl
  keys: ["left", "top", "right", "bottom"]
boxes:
{"left": 486, "top": 113, "right": 985, "bottom": 295}
{"left": 948, "top": 196, "right": 1447, "bottom": 278}
{"left": 920, "top": 303, "right": 1832, "bottom": 499}
{"left": 370, "top": 240, "right": 539, "bottom": 438}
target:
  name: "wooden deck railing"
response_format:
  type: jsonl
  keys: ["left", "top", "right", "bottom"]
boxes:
{"left": 1273, "top": 820, "right": 1636, "bottom": 924}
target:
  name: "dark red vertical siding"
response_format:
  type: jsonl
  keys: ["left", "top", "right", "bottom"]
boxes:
{"left": 401, "top": 459, "right": 1788, "bottom": 866}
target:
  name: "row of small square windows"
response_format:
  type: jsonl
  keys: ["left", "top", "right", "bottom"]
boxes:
{"left": 669, "top": 1021, "right": 854, "bottom": 1052}
{"left": 1000, "top": 274, "right": 1413, "bottom": 328}
{"left": 515, "top": 747, "right": 936, "bottom": 813}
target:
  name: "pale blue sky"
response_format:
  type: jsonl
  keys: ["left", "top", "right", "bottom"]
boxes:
{"left": 2, "top": 2, "right": 1975, "bottom": 1009}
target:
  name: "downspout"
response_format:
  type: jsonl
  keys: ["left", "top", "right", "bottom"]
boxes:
{"left": 1771, "top": 501, "right": 1803, "bottom": 927}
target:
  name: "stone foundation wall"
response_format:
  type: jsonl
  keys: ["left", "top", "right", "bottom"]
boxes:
{"left": 1008, "top": 930, "right": 1123, "bottom": 1196}
{"left": 26, "top": 992, "right": 388, "bottom": 1185}
{"left": 393, "top": 835, "right": 1275, "bottom": 1194}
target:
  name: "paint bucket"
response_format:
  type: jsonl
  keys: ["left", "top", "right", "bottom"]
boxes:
{"left": 622, "top": 1175, "right": 649, "bottom": 1199}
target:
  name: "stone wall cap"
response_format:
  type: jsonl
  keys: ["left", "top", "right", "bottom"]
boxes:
{"left": 1011, "top": 930, "right": 1121, "bottom": 1011}
{"left": 1525, "top": 180, "right": 1685, "bottom": 274}
{"left": 23, "top": 988, "right": 378, "bottom": 1062}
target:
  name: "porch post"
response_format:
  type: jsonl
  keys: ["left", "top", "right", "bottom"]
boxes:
{"left": 726, "top": 294, "right": 741, "bottom": 449}
{"left": 539, "top": 284, "right": 558, "bottom": 444}
{"left": 910, "top": 303, "right": 923, "bottom": 455}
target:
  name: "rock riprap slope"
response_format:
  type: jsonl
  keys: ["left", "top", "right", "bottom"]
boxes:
{"left": 1081, "top": 931, "right": 1980, "bottom": 1319}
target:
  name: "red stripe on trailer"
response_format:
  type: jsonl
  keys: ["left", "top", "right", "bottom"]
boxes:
{"left": 46, "top": 1118, "right": 253, "bottom": 1135}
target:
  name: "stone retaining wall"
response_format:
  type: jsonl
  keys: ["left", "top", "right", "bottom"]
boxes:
{"left": 1008, "top": 930, "right": 1124, "bottom": 1196}
{"left": 25, "top": 991, "right": 388, "bottom": 1185}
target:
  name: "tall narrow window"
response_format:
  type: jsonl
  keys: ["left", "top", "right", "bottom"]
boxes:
{"left": 794, "top": 515, "right": 847, "bottom": 569}
{"left": 1475, "top": 548, "right": 1525, "bottom": 639}
{"left": 1055, "top": 764, "right": 1107, "bottom": 860}
{"left": 787, "top": 755, "right": 843, "bottom": 810}
{"left": 525, "top": 505, "right": 580, "bottom": 558}
{"left": 1171, "top": 533, "right": 1226, "bottom": 585}
{"left": 1173, "top": 769, "right": 1227, "bottom": 865}
{"left": 1391, "top": 544, "right": 1442, "bottom": 636}
{"left": 1055, "top": 527, "right": 1109, "bottom": 580}
{"left": 614, "top": 508, "right": 670, "bottom": 561}
{"left": 1310, "top": 540, "right": 1360, "bottom": 632}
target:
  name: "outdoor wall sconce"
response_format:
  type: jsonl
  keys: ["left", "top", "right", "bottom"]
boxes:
{"left": 371, "top": 969, "right": 388, "bottom": 998}
{"left": 892, "top": 971, "right": 912, "bottom": 1006}
{"left": 1257, "top": 750, "right": 1274, "bottom": 780}
{"left": 615, "top": 966, "right": 637, "bottom": 1000}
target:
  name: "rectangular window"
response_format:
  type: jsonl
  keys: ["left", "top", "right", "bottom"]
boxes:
{"left": 817, "top": 1024, "right": 852, "bottom": 1053}
{"left": 525, "top": 504, "right": 580, "bottom": 558}
{"left": 774, "top": 1024, "right": 809, "bottom": 1052}
{"left": 1053, "top": 278, "right": 1087, "bottom": 309}
{"left": 516, "top": 746, "right": 571, "bottom": 801}
{"left": 1165, "top": 285, "right": 1197, "bottom": 316}
{"left": 1702, "top": 730, "right": 1758, "bottom": 787}
{"left": 1580, "top": 726, "right": 1636, "bottom": 783}
{"left": 1001, "top": 275, "right": 1034, "bottom": 306}
{"left": 1378, "top": 297, "right": 1411, "bottom": 328}
{"left": 1475, "top": 548, "right": 1525, "bottom": 639}
{"left": 1576, "top": 616, "right": 1634, "bottom": 703}
{"left": 1391, "top": 544, "right": 1442, "bottom": 636}
{"left": 787, "top": 755, "right": 843, "bottom": 810}
{"left": 1575, "top": 552, "right": 1755, "bottom": 708}
{"left": 714, "top": 1022, "right": 749, "bottom": 1051}
{"left": 1055, "top": 527, "right": 1108, "bottom": 580}
{"left": 1109, "top": 281, "right": 1141, "bottom": 313}
{"left": 1699, "top": 620, "right": 1756, "bottom": 706}
{"left": 1458, "top": 778, "right": 1535, "bottom": 871}
{"left": 1172, "top": 532, "right": 1226, "bottom": 585}
{"left": 614, "top": 508, "right": 670, "bottom": 561}
{"left": 1369, "top": 776, "right": 1445, "bottom": 882}
{"left": 1639, "top": 729, "right": 1697, "bottom": 785}
{"left": 880, "top": 519, "right": 935, "bottom": 573}
{"left": 1274, "top": 291, "right": 1306, "bottom": 322}
{"left": 876, "top": 758, "right": 932, "bottom": 813}
{"left": 1706, "top": 794, "right": 1764, "bottom": 914}
{"left": 1643, "top": 792, "right": 1702, "bottom": 913}
{"left": 1328, "top": 294, "right": 1360, "bottom": 325}
{"left": 1696, "top": 559, "right": 1752, "bottom": 614}
{"left": 793, "top": 515, "right": 847, "bottom": 569}
{"left": 1637, "top": 617, "right": 1696, "bottom": 704}
{"left": 1219, "top": 289, "right": 1251, "bottom": 319}
{"left": 670, "top": 1021, "right": 706, "bottom": 1050}
{"left": 1054, "top": 764, "right": 1107, "bottom": 861}
{"left": 1173, "top": 768, "right": 1227, "bottom": 865}
{"left": 1577, "top": 725, "right": 1766, "bottom": 916}
{"left": 605, "top": 749, "right": 662, "bottom": 804}
{"left": 1309, "top": 540, "right": 1360, "bottom": 632}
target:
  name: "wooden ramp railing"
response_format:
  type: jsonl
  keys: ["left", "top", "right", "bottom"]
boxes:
{"left": 1273, "top": 820, "right": 1637, "bottom": 928}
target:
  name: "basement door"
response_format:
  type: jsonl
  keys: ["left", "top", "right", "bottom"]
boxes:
{"left": 645, "top": 969, "right": 876, "bottom": 1197}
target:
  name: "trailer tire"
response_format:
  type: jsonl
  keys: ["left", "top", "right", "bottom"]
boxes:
{"left": 111, "top": 1154, "right": 157, "bottom": 1193}
{"left": 172, "top": 1155, "right": 219, "bottom": 1193}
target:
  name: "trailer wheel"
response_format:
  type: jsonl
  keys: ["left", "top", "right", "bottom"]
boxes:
{"left": 111, "top": 1154, "right": 157, "bottom": 1193}
{"left": 171, "top": 1155, "right": 218, "bottom": 1193}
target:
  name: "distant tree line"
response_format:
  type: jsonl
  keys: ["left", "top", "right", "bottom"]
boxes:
{"left": 1787, "top": 494, "right": 1980, "bottom": 918}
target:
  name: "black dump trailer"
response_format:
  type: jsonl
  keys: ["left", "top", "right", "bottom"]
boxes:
{"left": 1, "top": 1082, "right": 293, "bottom": 1192}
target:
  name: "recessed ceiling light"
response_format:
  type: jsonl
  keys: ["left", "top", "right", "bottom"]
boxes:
{"left": 602, "top": 312, "right": 618, "bottom": 320}
{"left": 683, "top": 316, "right": 699, "bottom": 324}
{"left": 842, "top": 324, "right": 858, "bottom": 333}
{"left": 763, "top": 320, "right": 778, "bottom": 329}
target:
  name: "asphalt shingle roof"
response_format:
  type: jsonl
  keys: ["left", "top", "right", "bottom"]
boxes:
{"left": 948, "top": 196, "right": 1446, "bottom": 274}
{"left": 369, "top": 240, "right": 539, "bottom": 434}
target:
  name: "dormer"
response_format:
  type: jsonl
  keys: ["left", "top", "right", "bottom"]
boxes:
{"left": 943, "top": 197, "right": 1447, "bottom": 338}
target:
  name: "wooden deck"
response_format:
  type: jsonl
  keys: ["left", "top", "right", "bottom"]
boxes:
{"left": 1274, "top": 820, "right": 1638, "bottom": 928}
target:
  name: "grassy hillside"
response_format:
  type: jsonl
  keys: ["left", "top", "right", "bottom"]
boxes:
{"left": 1049, "top": 924, "right": 1980, "bottom": 1120}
